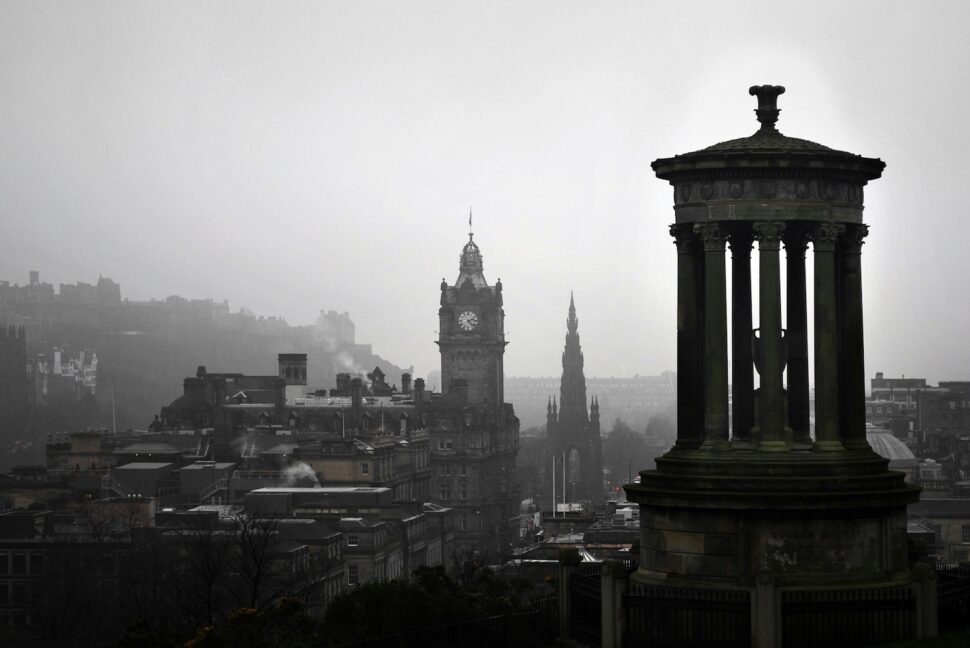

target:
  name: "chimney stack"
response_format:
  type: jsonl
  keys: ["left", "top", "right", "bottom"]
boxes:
{"left": 414, "top": 378, "right": 425, "bottom": 415}
{"left": 351, "top": 377, "right": 363, "bottom": 412}
{"left": 335, "top": 373, "right": 351, "bottom": 395}
{"left": 401, "top": 372, "right": 412, "bottom": 395}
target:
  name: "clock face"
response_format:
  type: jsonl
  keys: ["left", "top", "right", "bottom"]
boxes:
{"left": 458, "top": 310, "right": 479, "bottom": 331}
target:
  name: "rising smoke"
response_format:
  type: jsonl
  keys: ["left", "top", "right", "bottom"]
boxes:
{"left": 283, "top": 462, "right": 320, "bottom": 487}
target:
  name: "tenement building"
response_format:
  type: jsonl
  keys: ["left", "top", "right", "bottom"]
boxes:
{"left": 613, "top": 86, "right": 927, "bottom": 647}
{"left": 0, "top": 326, "right": 30, "bottom": 450}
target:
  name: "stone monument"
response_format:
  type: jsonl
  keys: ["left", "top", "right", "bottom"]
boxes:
{"left": 623, "top": 85, "right": 929, "bottom": 647}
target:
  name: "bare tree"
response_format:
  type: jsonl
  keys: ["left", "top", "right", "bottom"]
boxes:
{"left": 230, "top": 509, "right": 291, "bottom": 609}
{"left": 175, "top": 519, "right": 236, "bottom": 626}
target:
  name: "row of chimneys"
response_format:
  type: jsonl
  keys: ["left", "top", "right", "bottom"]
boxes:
{"left": 341, "top": 373, "right": 426, "bottom": 411}
{"left": 334, "top": 371, "right": 414, "bottom": 394}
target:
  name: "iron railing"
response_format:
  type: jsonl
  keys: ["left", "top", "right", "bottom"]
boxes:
{"left": 937, "top": 562, "right": 970, "bottom": 630}
{"left": 333, "top": 596, "right": 559, "bottom": 648}
{"left": 570, "top": 563, "right": 602, "bottom": 646}
{"left": 780, "top": 586, "right": 915, "bottom": 648}
{"left": 623, "top": 583, "right": 750, "bottom": 648}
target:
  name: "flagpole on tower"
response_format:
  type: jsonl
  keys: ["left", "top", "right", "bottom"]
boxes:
{"left": 469, "top": 206, "right": 473, "bottom": 239}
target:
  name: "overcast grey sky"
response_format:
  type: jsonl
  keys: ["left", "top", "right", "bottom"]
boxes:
{"left": 2, "top": 1, "right": 969, "bottom": 383}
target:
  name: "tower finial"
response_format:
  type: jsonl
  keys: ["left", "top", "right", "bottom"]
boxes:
{"left": 468, "top": 206, "right": 473, "bottom": 240}
{"left": 748, "top": 84, "right": 786, "bottom": 132}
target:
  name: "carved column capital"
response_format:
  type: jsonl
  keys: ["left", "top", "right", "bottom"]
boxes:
{"left": 753, "top": 221, "right": 785, "bottom": 250}
{"left": 840, "top": 223, "right": 869, "bottom": 254}
{"left": 693, "top": 223, "right": 726, "bottom": 251}
{"left": 669, "top": 223, "right": 696, "bottom": 254}
{"left": 810, "top": 222, "right": 845, "bottom": 252}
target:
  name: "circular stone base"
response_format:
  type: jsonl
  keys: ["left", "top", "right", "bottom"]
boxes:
{"left": 624, "top": 447, "right": 920, "bottom": 587}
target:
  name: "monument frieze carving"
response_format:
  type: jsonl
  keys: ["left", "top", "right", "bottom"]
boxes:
{"left": 672, "top": 178, "right": 865, "bottom": 207}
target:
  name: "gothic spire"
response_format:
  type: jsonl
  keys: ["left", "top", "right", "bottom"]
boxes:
{"left": 559, "top": 293, "right": 588, "bottom": 429}
{"left": 567, "top": 291, "right": 578, "bottom": 334}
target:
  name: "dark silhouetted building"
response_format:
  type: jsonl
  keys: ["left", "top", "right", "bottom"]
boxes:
{"left": 604, "top": 85, "right": 928, "bottom": 647}
{"left": 546, "top": 295, "right": 602, "bottom": 503}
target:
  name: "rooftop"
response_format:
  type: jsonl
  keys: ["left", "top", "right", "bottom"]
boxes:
{"left": 249, "top": 486, "right": 390, "bottom": 494}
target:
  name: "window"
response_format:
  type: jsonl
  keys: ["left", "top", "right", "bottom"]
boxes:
{"left": 29, "top": 552, "right": 43, "bottom": 576}
{"left": 349, "top": 565, "right": 359, "bottom": 585}
{"left": 361, "top": 463, "right": 369, "bottom": 475}
{"left": 437, "top": 439, "right": 444, "bottom": 450}
{"left": 347, "top": 535, "right": 358, "bottom": 547}
{"left": 963, "top": 525, "right": 970, "bottom": 543}
{"left": 0, "top": 552, "right": 7, "bottom": 575}
{"left": 460, "top": 464, "right": 467, "bottom": 476}
{"left": 12, "top": 582, "right": 25, "bottom": 605}
{"left": 460, "top": 490, "right": 467, "bottom": 500}
{"left": 11, "top": 553, "right": 25, "bottom": 576}
{"left": 446, "top": 439, "right": 454, "bottom": 450}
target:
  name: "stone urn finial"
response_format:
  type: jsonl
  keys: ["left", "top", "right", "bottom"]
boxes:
{"left": 749, "top": 84, "right": 786, "bottom": 131}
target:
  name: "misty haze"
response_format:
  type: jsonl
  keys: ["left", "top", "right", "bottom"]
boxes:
{"left": 2, "top": 2, "right": 970, "bottom": 647}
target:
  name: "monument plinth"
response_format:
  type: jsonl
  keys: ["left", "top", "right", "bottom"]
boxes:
{"left": 624, "top": 86, "right": 925, "bottom": 646}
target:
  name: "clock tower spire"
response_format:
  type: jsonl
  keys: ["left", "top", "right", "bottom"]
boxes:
{"left": 437, "top": 229, "right": 507, "bottom": 407}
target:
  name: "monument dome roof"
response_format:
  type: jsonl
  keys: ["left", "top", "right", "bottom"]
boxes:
{"left": 651, "top": 85, "right": 885, "bottom": 183}
{"left": 866, "top": 430, "right": 917, "bottom": 463}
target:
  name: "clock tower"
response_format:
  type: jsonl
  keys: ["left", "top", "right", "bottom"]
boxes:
{"left": 437, "top": 232, "right": 506, "bottom": 407}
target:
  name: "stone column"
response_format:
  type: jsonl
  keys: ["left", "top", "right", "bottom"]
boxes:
{"left": 910, "top": 562, "right": 939, "bottom": 639}
{"left": 671, "top": 224, "right": 703, "bottom": 450}
{"left": 558, "top": 547, "right": 582, "bottom": 643}
{"left": 785, "top": 228, "right": 812, "bottom": 448}
{"left": 694, "top": 223, "right": 730, "bottom": 451}
{"left": 839, "top": 224, "right": 871, "bottom": 451}
{"left": 754, "top": 222, "right": 788, "bottom": 452}
{"left": 752, "top": 569, "right": 778, "bottom": 648}
{"left": 730, "top": 227, "right": 755, "bottom": 448}
{"left": 601, "top": 560, "right": 629, "bottom": 648}
{"left": 812, "top": 223, "right": 845, "bottom": 451}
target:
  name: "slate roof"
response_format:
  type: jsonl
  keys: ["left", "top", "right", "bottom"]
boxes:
{"left": 702, "top": 128, "right": 839, "bottom": 154}
{"left": 115, "top": 443, "right": 181, "bottom": 455}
